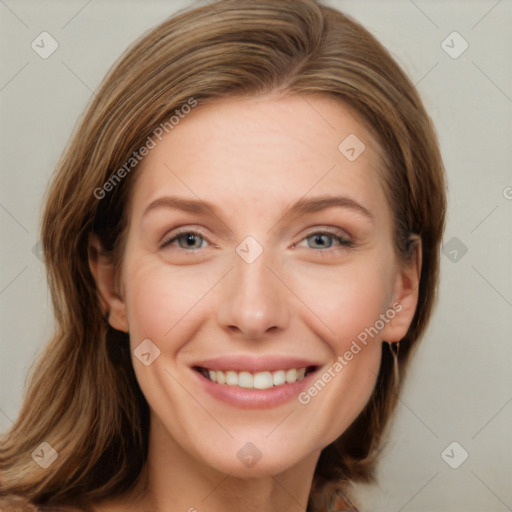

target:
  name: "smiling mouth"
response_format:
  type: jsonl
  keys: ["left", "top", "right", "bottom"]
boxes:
{"left": 193, "top": 366, "right": 318, "bottom": 390}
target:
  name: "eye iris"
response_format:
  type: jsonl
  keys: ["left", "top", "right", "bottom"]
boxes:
{"left": 309, "top": 234, "right": 332, "bottom": 249}
{"left": 179, "top": 233, "right": 202, "bottom": 249}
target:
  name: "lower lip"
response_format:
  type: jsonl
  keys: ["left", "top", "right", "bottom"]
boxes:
{"left": 192, "top": 369, "right": 317, "bottom": 409}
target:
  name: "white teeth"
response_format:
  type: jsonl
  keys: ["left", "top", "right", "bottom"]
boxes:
{"left": 272, "top": 370, "right": 286, "bottom": 386}
{"left": 225, "top": 371, "right": 238, "bottom": 386}
{"left": 238, "top": 371, "right": 253, "bottom": 389}
{"left": 286, "top": 368, "right": 297, "bottom": 383}
{"left": 254, "top": 371, "right": 273, "bottom": 390}
{"left": 202, "top": 367, "right": 310, "bottom": 389}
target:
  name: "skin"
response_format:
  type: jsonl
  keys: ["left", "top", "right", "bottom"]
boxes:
{"left": 89, "top": 93, "right": 420, "bottom": 512}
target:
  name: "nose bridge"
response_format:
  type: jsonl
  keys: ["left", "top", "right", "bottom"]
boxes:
{"left": 216, "top": 244, "right": 289, "bottom": 338}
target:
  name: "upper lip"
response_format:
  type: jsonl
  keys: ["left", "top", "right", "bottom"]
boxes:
{"left": 192, "top": 355, "right": 321, "bottom": 373}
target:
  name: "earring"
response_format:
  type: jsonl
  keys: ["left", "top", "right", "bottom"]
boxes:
{"left": 390, "top": 341, "right": 400, "bottom": 389}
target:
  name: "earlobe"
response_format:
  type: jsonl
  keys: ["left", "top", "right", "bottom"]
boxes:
{"left": 88, "top": 233, "right": 129, "bottom": 333}
{"left": 381, "top": 236, "right": 422, "bottom": 343}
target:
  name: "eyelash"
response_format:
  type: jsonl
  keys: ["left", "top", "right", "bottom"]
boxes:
{"left": 160, "top": 228, "right": 355, "bottom": 252}
{"left": 161, "top": 230, "right": 210, "bottom": 251}
{"left": 295, "top": 230, "right": 355, "bottom": 251}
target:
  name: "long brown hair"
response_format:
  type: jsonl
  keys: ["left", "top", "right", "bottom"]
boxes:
{"left": 0, "top": 1, "right": 446, "bottom": 510}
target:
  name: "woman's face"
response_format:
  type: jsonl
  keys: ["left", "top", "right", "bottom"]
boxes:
{"left": 106, "top": 93, "right": 419, "bottom": 477}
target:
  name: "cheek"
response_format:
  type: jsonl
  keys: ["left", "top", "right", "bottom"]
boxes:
{"left": 288, "top": 256, "right": 394, "bottom": 350}
{"left": 274, "top": 257, "right": 394, "bottom": 440}
{"left": 123, "top": 257, "right": 222, "bottom": 344}
{"left": 124, "top": 264, "right": 176, "bottom": 343}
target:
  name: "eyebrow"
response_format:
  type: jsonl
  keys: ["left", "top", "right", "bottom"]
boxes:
{"left": 142, "top": 195, "right": 373, "bottom": 223}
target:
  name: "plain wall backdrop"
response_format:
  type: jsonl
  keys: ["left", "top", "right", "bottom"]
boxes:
{"left": 0, "top": 1, "right": 511, "bottom": 510}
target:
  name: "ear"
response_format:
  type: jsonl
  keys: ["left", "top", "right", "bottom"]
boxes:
{"left": 88, "top": 233, "right": 129, "bottom": 333}
{"left": 381, "top": 236, "right": 422, "bottom": 343}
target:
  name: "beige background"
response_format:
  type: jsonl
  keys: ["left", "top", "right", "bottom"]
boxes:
{"left": 1, "top": 1, "right": 511, "bottom": 510}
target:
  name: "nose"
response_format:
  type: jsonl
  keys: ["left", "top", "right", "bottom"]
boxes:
{"left": 216, "top": 251, "right": 290, "bottom": 339}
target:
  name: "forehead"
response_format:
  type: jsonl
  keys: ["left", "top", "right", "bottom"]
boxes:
{"left": 130, "top": 93, "right": 390, "bottom": 223}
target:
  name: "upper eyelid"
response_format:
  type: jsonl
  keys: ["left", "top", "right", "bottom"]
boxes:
{"left": 294, "top": 225, "right": 354, "bottom": 245}
{"left": 295, "top": 230, "right": 354, "bottom": 248}
{"left": 302, "top": 226, "right": 351, "bottom": 238}
{"left": 161, "top": 226, "right": 350, "bottom": 239}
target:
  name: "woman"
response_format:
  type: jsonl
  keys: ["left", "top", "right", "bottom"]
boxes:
{"left": 0, "top": 0, "right": 446, "bottom": 510}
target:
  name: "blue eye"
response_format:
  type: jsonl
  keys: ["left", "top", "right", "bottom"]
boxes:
{"left": 162, "top": 232, "right": 206, "bottom": 250}
{"left": 301, "top": 231, "right": 354, "bottom": 250}
{"left": 160, "top": 229, "right": 354, "bottom": 252}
